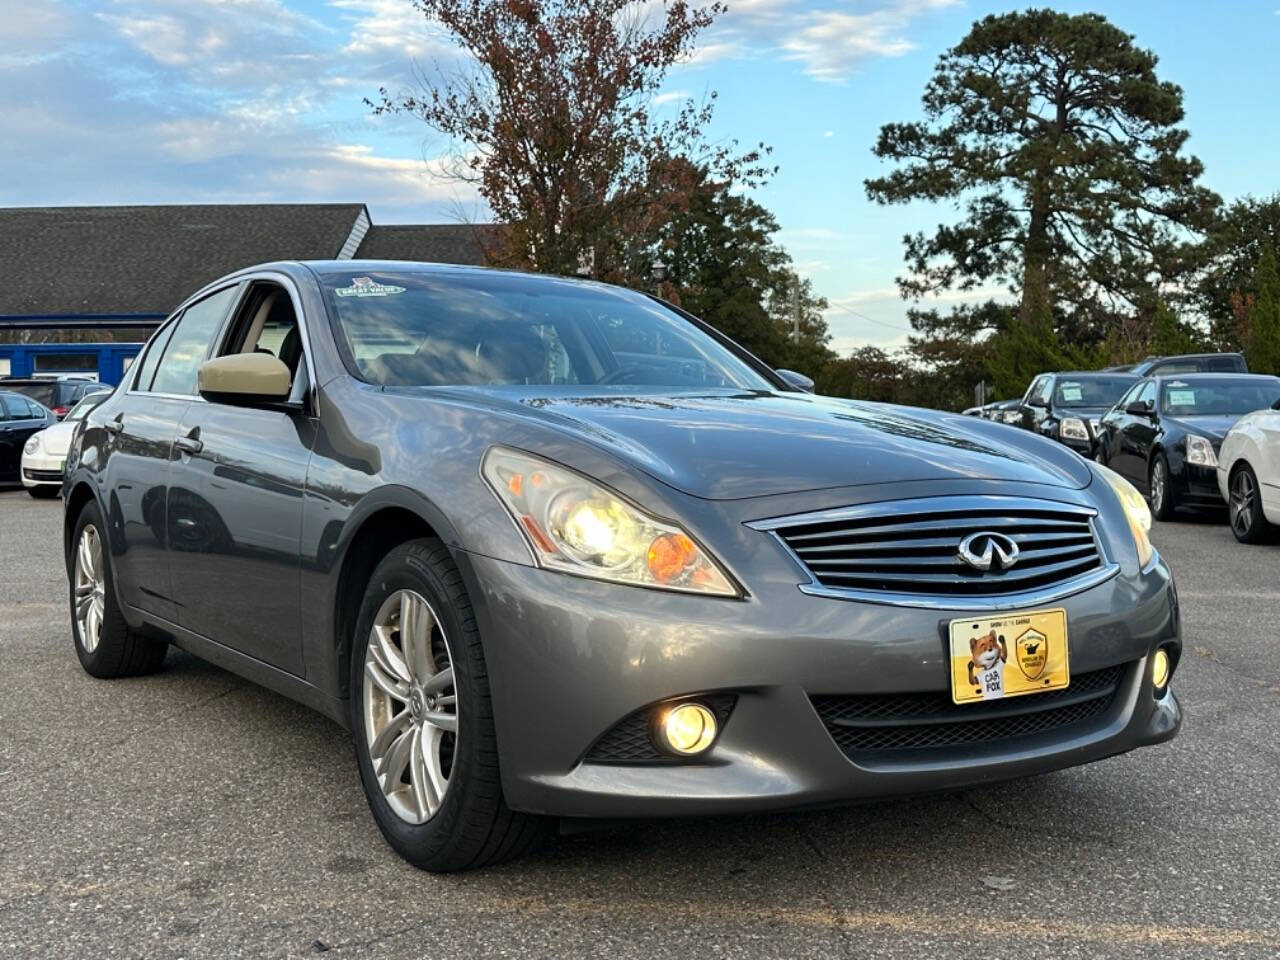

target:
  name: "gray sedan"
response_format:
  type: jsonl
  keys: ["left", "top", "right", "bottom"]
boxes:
{"left": 63, "top": 262, "right": 1181, "bottom": 871}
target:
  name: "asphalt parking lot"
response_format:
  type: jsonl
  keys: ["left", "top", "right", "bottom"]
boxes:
{"left": 1, "top": 488, "right": 1278, "bottom": 959}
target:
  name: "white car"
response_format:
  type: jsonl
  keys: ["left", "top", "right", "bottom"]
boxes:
{"left": 20, "top": 390, "right": 111, "bottom": 498}
{"left": 1216, "top": 401, "right": 1280, "bottom": 542}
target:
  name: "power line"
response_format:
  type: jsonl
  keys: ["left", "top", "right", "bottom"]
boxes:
{"left": 824, "top": 301, "right": 914, "bottom": 334}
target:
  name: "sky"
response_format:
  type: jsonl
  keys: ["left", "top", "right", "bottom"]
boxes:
{"left": 3, "top": 1, "right": 1278, "bottom": 353}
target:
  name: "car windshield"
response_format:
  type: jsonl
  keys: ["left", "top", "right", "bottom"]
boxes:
{"left": 6, "top": 382, "right": 56, "bottom": 407}
{"left": 1160, "top": 379, "right": 1280, "bottom": 416}
{"left": 64, "top": 392, "right": 108, "bottom": 421}
{"left": 1053, "top": 377, "right": 1133, "bottom": 408}
{"left": 319, "top": 269, "right": 774, "bottom": 390}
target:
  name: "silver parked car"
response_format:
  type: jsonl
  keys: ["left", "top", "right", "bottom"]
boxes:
{"left": 64, "top": 262, "right": 1182, "bottom": 871}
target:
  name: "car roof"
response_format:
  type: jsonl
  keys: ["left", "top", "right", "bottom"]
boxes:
{"left": 1050, "top": 371, "right": 1138, "bottom": 379}
{"left": 1152, "top": 372, "right": 1278, "bottom": 382}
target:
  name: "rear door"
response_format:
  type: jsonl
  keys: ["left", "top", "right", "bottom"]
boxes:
{"left": 102, "top": 285, "right": 240, "bottom": 623}
{"left": 166, "top": 278, "right": 316, "bottom": 674}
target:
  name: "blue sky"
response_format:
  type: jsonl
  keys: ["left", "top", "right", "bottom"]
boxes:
{"left": 3, "top": 1, "right": 1277, "bottom": 351}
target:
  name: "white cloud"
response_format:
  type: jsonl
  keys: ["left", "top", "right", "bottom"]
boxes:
{"left": 781, "top": 0, "right": 959, "bottom": 83}
{"left": 652, "top": 89, "right": 692, "bottom": 106}
{"left": 823, "top": 129, "right": 834, "bottom": 138}
{"left": 331, "top": 0, "right": 453, "bottom": 60}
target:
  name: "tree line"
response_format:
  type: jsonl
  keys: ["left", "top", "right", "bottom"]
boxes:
{"left": 373, "top": 3, "right": 1278, "bottom": 408}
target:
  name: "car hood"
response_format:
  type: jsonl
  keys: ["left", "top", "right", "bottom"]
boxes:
{"left": 1163, "top": 413, "right": 1246, "bottom": 444}
{"left": 30, "top": 422, "right": 76, "bottom": 456}
{"left": 430, "top": 388, "right": 1094, "bottom": 500}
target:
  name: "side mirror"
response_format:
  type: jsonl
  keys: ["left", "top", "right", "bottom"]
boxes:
{"left": 1125, "top": 401, "right": 1152, "bottom": 417}
{"left": 775, "top": 368, "right": 815, "bottom": 393}
{"left": 198, "top": 353, "right": 292, "bottom": 405}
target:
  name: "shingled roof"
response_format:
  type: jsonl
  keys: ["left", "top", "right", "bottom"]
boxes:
{"left": 0, "top": 203, "right": 368, "bottom": 316}
{"left": 354, "top": 223, "right": 501, "bottom": 265}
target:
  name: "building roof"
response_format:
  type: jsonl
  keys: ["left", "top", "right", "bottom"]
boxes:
{"left": 0, "top": 203, "right": 368, "bottom": 317}
{"left": 354, "top": 223, "right": 500, "bottom": 265}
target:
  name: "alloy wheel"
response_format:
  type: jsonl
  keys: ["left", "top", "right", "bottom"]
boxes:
{"left": 362, "top": 589, "right": 458, "bottom": 824}
{"left": 1151, "top": 460, "right": 1166, "bottom": 514}
{"left": 74, "top": 525, "right": 106, "bottom": 654}
{"left": 1230, "top": 469, "right": 1257, "bottom": 538}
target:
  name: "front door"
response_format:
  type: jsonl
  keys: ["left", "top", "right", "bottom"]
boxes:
{"left": 0, "top": 395, "right": 46, "bottom": 480}
{"left": 166, "top": 281, "right": 316, "bottom": 675}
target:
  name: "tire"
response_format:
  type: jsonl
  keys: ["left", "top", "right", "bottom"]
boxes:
{"left": 69, "top": 499, "right": 168, "bottom": 678}
{"left": 349, "top": 538, "right": 549, "bottom": 872}
{"left": 1149, "top": 453, "right": 1176, "bottom": 521}
{"left": 27, "top": 486, "right": 59, "bottom": 499}
{"left": 1228, "top": 463, "right": 1274, "bottom": 544}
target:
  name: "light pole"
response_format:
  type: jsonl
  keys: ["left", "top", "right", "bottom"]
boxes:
{"left": 650, "top": 259, "right": 667, "bottom": 295}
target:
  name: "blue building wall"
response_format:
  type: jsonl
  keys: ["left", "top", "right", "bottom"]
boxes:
{"left": 0, "top": 342, "right": 144, "bottom": 386}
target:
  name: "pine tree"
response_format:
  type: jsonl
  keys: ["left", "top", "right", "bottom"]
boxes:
{"left": 1248, "top": 247, "right": 1280, "bottom": 375}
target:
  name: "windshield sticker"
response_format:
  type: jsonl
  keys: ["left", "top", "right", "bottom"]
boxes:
{"left": 1061, "top": 385, "right": 1083, "bottom": 402}
{"left": 1167, "top": 389, "right": 1196, "bottom": 406}
{"left": 335, "top": 277, "right": 406, "bottom": 298}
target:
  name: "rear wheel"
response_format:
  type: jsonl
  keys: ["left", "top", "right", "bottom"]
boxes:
{"left": 349, "top": 538, "right": 549, "bottom": 871}
{"left": 69, "top": 500, "right": 168, "bottom": 677}
{"left": 1149, "top": 454, "right": 1176, "bottom": 521}
{"left": 1229, "top": 463, "right": 1273, "bottom": 544}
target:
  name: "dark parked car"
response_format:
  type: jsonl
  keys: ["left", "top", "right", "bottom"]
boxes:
{"left": 3, "top": 378, "right": 111, "bottom": 419}
{"left": 1096, "top": 373, "right": 1280, "bottom": 519}
{"left": 1017, "top": 371, "right": 1138, "bottom": 456}
{"left": 63, "top": 261, "right": 1182, "bottom": 871}
{"left": 1106, "top": 353, "right": 1247, "bottom": 377}
{"left": 0, "top": 390, "right": 56, "bottom": 482}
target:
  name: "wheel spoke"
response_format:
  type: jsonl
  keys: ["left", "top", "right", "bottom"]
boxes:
{"left": 400, "top": 592, "right": 434, "bottom": 682}
{"left": 368, "top": 708, "right": 412, "bottom": 761}
{"left": 78, "top": 532, "right": 94, "bottom": 580}
{"left": 365, "top": 658, "right": 410, "bottom": 701}
{"left": 378, "top": 725, "right": 414, "bottom": 786}
{"left": 422, "top": 711, "right": 458, "bottom": 733}
{"left": 423, "top": 724, "right": 449, "bottom": 805}
{"left": 422, "top": 665, "right": 453, "bottom": 696}
{"left": 409, "top": 726, "right": 435, "bottom": 818}
{"left": 370, "top": 625, "right": 410, "bottom": 685}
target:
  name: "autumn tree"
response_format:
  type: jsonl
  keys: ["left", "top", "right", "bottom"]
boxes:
{"left": 372, "top": 0, "right": 771, "bottom": 279}
{"left": 866, "top": 10, "right": 1219, "bottom": 345}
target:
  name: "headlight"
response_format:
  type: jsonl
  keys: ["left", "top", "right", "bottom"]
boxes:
{"left": 481, "top": 447, "right": 738, "bottom": 596}
{"left": 1185, "top": 434, "right": 1218, "bottom": 467}
{"left": 1094, "top": 462, "right": 1154, "bottom": 567}
{"left": 1059, "top": 417, "right": 1090, "bottom": 442}
{"left": 24, "top": 435, "right": 40, "bottom": 456}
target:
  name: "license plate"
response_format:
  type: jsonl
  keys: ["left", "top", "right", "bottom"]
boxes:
{"left": 949, "top": 609, "right": 1069, "bottom": 705}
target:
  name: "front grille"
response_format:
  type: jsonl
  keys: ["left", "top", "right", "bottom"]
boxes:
{"left": 762, "top": 496, "right": 1106, "bottom": 599}
{"left": 584, "top": 694, "right": 736, "bottom": 764}
{"left": 812, "top": 664, "right": 1125, "bottom": 757}
{"left": 23, "top": 469, "right": 62, "bottom": 482}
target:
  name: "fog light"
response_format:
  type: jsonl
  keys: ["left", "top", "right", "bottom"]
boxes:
{"left": 1152, "top": 648, "right": 1171, "bottom": 692}
{"left": 659, "top": 702, "right": 717, "bottom": 756}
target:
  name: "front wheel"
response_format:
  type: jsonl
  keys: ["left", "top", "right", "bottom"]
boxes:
{"left": 1229, "top": 463, "right": 1274, "bottom": 544}
{"left": 1149, "top": 454, "right": 1176, "bottom": 521}
{"left": 349, "top": 538, "right": 549, "bottom": 871}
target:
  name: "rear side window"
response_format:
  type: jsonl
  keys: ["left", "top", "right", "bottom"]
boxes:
{"left": 133, "top": 321, "right": 177, "bottom": 392}
{"left": 0, "top": 396, "right": 11, "bottom": 421}
{"left": 150, "top": 287, "right": 239, "bottom": 396}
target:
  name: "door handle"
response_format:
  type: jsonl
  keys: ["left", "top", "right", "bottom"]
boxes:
{"left": 175, "top": 436, "right": 203, "bottom": 454}
{"left": 104, "top": 417, "right": 123, "bottom": 435}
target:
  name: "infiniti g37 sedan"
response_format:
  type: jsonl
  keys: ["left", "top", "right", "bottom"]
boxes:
{"left": 63, "top": 262, "right": 1182, "bottom": 871}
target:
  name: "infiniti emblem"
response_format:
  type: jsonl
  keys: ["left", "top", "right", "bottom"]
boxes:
{"left": 957, "top": 531, "right": 1020, "bottom": 572}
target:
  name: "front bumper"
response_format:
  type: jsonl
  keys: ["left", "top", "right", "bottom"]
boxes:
{"left": 462, "top": 549, "right": 1182, "bottom": 819}
{"left": 20, "top": 453, "right": 65, "bottom": 488}
{"left": 1175, "top": 463, "right": 1225, "bottom": 508}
